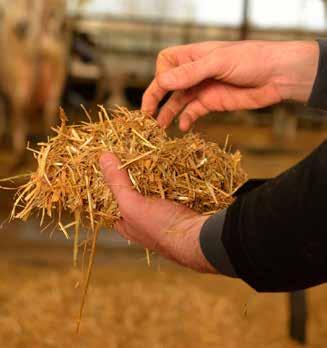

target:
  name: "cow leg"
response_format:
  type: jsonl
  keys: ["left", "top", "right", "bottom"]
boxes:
{"left": 43, "top": 80, "right": 63, "bottom": 132}
{"left": 106, "top": 74, "right": 129, "bottom": 108}
{"left": 11, "top": 102, "right": 27, "bottom": 161}
{"left": 95, "top": 61, "right": 110, "bottom": 104}
{"left": 44, "top": 98, "right": 58, "bottom": 132}
{"left": 0, "top": 98, "right": 7, "bottom": 143}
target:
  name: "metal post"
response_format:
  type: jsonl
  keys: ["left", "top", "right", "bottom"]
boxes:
{"left": 289, "top": 291, "right": 308, "bottom": 345}
{"left": 240, "top": 0, "right": 250, "bottom": 40}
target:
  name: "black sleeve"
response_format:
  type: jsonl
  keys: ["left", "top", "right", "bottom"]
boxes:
{"left": 221, "top": 140, "right": 327, "bottom": 292}
{"left": 308, "top": 39, "right": 327, "bottom": 110}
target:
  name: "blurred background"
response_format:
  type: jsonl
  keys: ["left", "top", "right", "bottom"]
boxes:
{"left": 1, "top": 0, "right": 327, "bottom": 347}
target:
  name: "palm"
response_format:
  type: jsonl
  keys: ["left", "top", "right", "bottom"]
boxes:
{"left": 100, "top": 153, "right": 214, "bottom": 272}
{"left": 118, "top": 194, "right": 207, "bottom": 270}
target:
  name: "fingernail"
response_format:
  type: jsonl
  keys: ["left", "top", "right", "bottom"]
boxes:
{"left": 179, "top": 119, "right": 189, "bottom": 132}
{"left": 142, "top": 107, "right": 152, "bottom": 115}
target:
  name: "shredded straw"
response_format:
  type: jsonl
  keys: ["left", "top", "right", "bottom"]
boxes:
{"left": 5, "top": 106, "right": 247, "bottom": 331}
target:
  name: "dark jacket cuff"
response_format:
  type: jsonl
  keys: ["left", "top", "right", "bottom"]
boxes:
{"left": 308, "top": 39, "right": 327, "bottom": 110}
{"left": 200, "top": 209, "right": 237, "bottom": 278}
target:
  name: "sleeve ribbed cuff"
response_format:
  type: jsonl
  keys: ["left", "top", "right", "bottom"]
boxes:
{"left": 308, "top": 39, "right": 327, "bottom": 110}
{"left": 200, "top": 208, "right": 238, "bottom": 278}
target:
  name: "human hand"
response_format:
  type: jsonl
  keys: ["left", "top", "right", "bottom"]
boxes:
{"left": 100, "top": 152, "right": 216, "bottom": 273}
{"left": 142, "top": 40, "right": 319, "bottom": 131}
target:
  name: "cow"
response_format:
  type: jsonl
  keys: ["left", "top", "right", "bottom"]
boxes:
{"left": 0, "top": 0, "right": 70, "bottom": 163}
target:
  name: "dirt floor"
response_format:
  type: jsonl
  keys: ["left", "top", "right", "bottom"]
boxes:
{"left": 0, "top": 243, "right": 327, "bottom": 348}
{"left": 1, "top": 120, "right": 327, "bottom": 347}
{"left": 0, "top": 245, "right": 322, "bottom": 348}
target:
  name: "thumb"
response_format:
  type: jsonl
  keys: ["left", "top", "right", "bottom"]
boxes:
{"left": 157, "top": 54, "right": 219, "bottom": 91}
{"left": 100, "top": 152, "right": 138, "bottom": 205}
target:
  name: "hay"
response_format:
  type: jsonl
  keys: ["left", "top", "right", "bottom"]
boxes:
{"left": 7, "top": 105, "right": 247, "bottom": 329}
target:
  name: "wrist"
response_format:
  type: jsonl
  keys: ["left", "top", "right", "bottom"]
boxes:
{"left": 166, "top": 214, "right": 217, "bottom": 273}
{"left": 272, "top": 41, "right": 319, "bottom": 103}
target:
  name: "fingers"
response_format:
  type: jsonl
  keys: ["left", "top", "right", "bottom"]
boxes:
{"left": 141, "top": 54, "right": 216, "bottom": 124}
{"left": 141, "top": 79, "right": 167, "bottom": 116}
{"left": 179, "top": 100, "right": 209, "bottom": 132}
{"left": 157, "top": 89, "right": 195, "bottom": 129}
{"left": 100, "top": 152, "right": 138, "bottom": 206}
{"left": 142, "top": 43, "right": 240, "bottom": 118}
{"left": 142, "top": 49, "right": 179, "bottom": 114}
{"left": 141, "top": 49, "right": 216, "bottom": 116}
{"left": 157, "top": 54, "right": 218, "bottom": 91}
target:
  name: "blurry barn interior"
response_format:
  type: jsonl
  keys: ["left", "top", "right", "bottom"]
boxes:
{"left": 0, "top": 0, "right": 327, "bottom": 347}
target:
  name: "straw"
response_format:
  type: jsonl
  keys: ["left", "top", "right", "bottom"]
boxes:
{"left": 6, "top": 105, "right": 247, "bottom": 330}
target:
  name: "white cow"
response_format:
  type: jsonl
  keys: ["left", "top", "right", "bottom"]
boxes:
{"left": 0, "top": 0, "right": 70, "bottom": 161}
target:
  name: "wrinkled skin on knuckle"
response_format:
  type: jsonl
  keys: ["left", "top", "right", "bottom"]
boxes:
{"left": 156, "top": 48, "right": 177, "bottom": 73}
{"left": 142, "top": 88, "right": 161, "bottom": 113}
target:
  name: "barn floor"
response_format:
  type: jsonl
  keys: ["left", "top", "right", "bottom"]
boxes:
{"left": 0, "top": 248, "right": 302, "bottom": 347}
{"left": 1, "top": 245, "right": 327, "bottom": 348}
{"left": 1, "top": 120, "right": 327, "bottom": 347}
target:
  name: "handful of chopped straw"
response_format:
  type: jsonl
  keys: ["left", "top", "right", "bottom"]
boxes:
{"left": 7, "top": 106, "right": 247, "bottom": 330}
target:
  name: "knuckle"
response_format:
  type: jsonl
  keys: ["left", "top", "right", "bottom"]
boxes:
{"left": 184, "top": 110, "right": 195, "bottom": 121}
{"left": 158, "top": 48, "right": 170, "bottom": 59}
{"left": 143, "top": 88, "right": 158, "bottom": 103}
{"left": 149, "top": 90, "right": 160, "bottom": 103}
{"left": 158, "top": 47, "right": 175, "bottom": 61}
{"left": 179, "top": 63, "right": 191, "bottom": 76}
{"left": 156, "top": 47, "right": 180, "bottom": 73}
{"left": 184, "top": 105, "right": 201, "bottom": 122}
{"left": 156, "top": 49, "right": 170, "bottom": 68}
{"left": 101, "top": 161, "right": 114, "bottom": 175}
{"left": 172, "top": 91, "right": 185, "bottom": 104}
{"left": 177, "top": 63, "right": 196, "bottom": 83}
{"left": 163, "top": 104, "right": 176, "bottom": 119}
